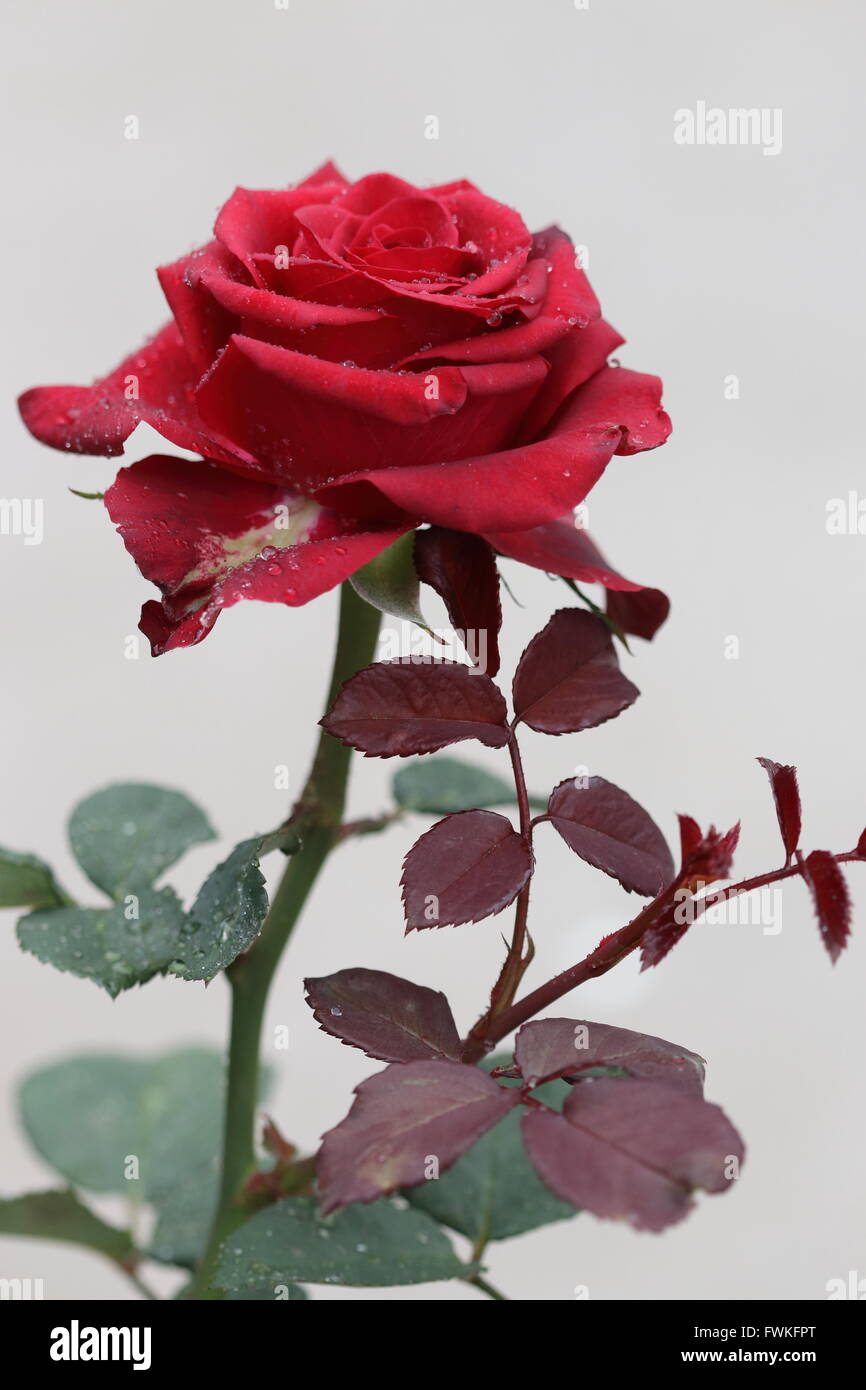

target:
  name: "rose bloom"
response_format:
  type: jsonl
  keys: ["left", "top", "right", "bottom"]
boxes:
{"left": 19, "top": 163, "right": 671, "bottom": 654}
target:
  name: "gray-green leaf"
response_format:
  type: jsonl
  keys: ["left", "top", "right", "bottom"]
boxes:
{"left": 19, "top": 1048, "right": 227, "bottom": 1201}
{"left": 148, "top": 1166, "right": 218, "bottom": 1269}
{"left": 393, "top": 755, "right": 545, "bottom": 815}
{"left": 172, "top": 837, "right": 268, "bottom": 981}
{"left": 0, "top": 847, "right": 67, "bottom": 909}
{"left": 224, "top": 1285, "right": 308, "bottom": 1301}
{"left": 216, "top": 1196, "right": 469, "bottom": 1290}
{"left": 0, "top": 1189, "right": 133, "bottom": 1262}
{"left": 68, "top": 783, "right": 215, "bottom": 899}
{"left": 17, "top": 887, "right": 187, "bottom": 997}
{"left": 405, "top": 1107, "right": 573, "bottom": 1242}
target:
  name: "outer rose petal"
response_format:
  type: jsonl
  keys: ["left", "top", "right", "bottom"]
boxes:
{"left": 196, "top": 336, "right": 547, "bottom": 492}
{"left": 564, "top": 364, "right": 672, "bottom": 456}
{"left": 530, "top": 226, "right": 600, "bottom": 328}
{"left": 317, "top": 423, "right": 621, "bottom": 533}
{"left": 486, "top": 518, "right": 670, "bottom": 639}
{"left": 606, "top": 586, "right": 670, "bottom": 641}
{"left": 18, "top": 322, "right": 253, "bottom": 467}
{"left": 104, "top": 454, "right": 409, "bottom": 654}
{"left": 517, "top": 319, "right": 625, "bottom": 444}
{"left": 156, "top": 240, "right": 240, "bottom": 373}
{"left": 485, "top": 518, "right": 642, "bottom": 589}
{"left": 316, "top": 364, "right": 668, "bottom": 534}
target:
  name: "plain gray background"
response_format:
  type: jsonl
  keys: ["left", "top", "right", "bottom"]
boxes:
{"left": 2, "top": 0, "right": 864, "bottom": 1301}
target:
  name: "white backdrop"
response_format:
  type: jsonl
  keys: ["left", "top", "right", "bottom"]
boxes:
{"left": 1, "top": 0, "right": 864, "bottom": 1301}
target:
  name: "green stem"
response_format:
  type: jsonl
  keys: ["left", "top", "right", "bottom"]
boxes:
{"left": 189, "top": 583, "right": 381, "bottom": 1297}
{"left": 124, "top": 1267, "right": 159, "bottom": 1301}
{"left": 466, "top": 1274, "right": 508, "bottom": 1301}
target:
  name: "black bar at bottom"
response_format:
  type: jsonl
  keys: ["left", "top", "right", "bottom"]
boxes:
{"left": 0, "top": 1297, "right": 860, "bottom": 1374}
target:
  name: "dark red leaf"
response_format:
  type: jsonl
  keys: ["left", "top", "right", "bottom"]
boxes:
{"left": 678, "top": 814, "right": 740, "bottom": 889}
{"left": 639, "top": 900, "right": 692, "bottom": 970}
{"left": 800, "top": 850, "right": 851, "bottom": 963}
{"left": 261, "top": 1117, "right": 296, "bottom": 1163}
{"left": 512, "top": 608, "right": 639, "bottom": 734}
{"left": 606, "top": 586, "right": 670, "bottom": 641}
{"left": 677, "top": 813, "right": 703, "bottom": 863}
{"left": 513, "top": 1018, "right": 705, "bottom": 1095}
{"left": 414, "top": 527, "right": 502, "bottom": 677}
{"left": 304, "top": 967, "right": 462, "bottom": 1063}
{"left": 317, "top": 1059, "right": 517, "bottom": 1213}
{"left": 857, "top": 828, "right": 866, "bottom": 859}
{"left": 401, "top": 809, "right": 533, "bottom": 930}
{"left": 547, "top": 776, "right": 674, "bottom": 896}
{"left": 522, "top": 1077, "right": 744, "bottom": 1232}
{"left": 321, "top": 659, "right": 509, "bottom": 757}
{"left": 639, "top": 816, "right": 740, "bottom": 969}
{"left": 757, "top": 757, "right": 802, "bottom": 863}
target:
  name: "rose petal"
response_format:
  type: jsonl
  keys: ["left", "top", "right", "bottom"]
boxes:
{"left": 517, "top": 319, "right": 625, "bottom": 444}
{"left": 486, "top": 518, "right": 669, "bottom": 639}
{"left": 352, "top": 194, "right": 459, "bottom": 250}
{"left": 531, "top": 226, "right": 600, "bottom": 328}
{"left": 316, "top": 422, "right": 622, "bottom": 533}
{"left": 299, "top": 159, "right": 349, "bottom": 187}
{"left": 214, "top": 184, "right": 345, "bottom": 284}
{"left": 336, "top": 172, "right": 427, "bottom": 215}
{"left": 312, "top": 364, "right": 670, "bottom": 536}
{"left": 197, "top": 337, "right": 545, "bottom": 493}
{"left": 200, "top": 272, "right": 386, "bottom": 332}
{"left": 157, "top": 241, "right": 240, "bottom": 372}
{"left": 485, "top": 518, "right": 642, "bottom": 590}
{"left": 104, "top": 454, "right": 409, "bottom": 654}
{"left": 563, "top": 364, "right": 672, "bottom": 455}
{"left": 18, "top": 322, "right": 252, "bottom": 466}
{"left": 445, "top": 186, "right": 532, "bottom": 265}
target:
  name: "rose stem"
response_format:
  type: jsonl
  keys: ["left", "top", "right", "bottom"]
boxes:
{"left": 188, "top": 581, "right": 381, "bottom": 1298}
{"left": 478, "top": 850, "right": 863, "bottom": 1051}
{"left": 462, "top": 728, "right": 534, "bottom": 1063}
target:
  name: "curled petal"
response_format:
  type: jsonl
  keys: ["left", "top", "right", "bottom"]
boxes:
{"left": 197, "top": 337, "right": 545, "bottom": 493}
{"left": 214, "top": 184, "right": 345, "bottom": 282}
{"left": 486, "top": 518, "right": 641, "bottom": 590}
{"left": 561, "top": 364, "right": 672, "bottom": 456}
{"left": 517, "top": 319, "right": 625, "bottom": 444}
{"left": 18, "top": 322, "right": 252, "bottom": 467}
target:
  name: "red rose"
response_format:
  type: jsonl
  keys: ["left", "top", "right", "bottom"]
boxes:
{"left": 19, "top": 162, "right": 671, "bottom": 654}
